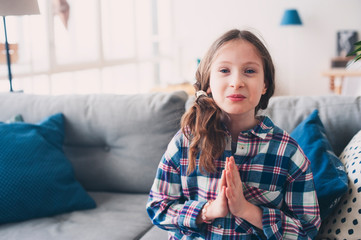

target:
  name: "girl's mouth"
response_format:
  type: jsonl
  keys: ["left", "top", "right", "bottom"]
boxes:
{"left": 227, "top": 94, "right": 246, "bottom": 101}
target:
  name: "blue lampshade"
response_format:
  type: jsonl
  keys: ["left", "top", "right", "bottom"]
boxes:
{"left": 280, "top": 9, "right": 302, "bottom": 26}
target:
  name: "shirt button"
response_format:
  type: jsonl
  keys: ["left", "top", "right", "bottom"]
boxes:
{"left": 217, "top": 224, "right": 222, "bottom": 229}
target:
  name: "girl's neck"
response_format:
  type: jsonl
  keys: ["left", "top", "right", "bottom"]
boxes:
{"left": 226, "top": 112, "right": 259, "bottom": 142}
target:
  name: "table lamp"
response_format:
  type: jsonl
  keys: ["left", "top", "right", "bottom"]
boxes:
{"left": 280, "top": 9, "right": 302, "bottom": 26}
{"left": 0, "top": 0, "right": 40, "bottom": 92}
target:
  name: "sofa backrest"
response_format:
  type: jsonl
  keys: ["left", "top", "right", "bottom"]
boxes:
{"left": 0, "top": 91, "right": 188, "bottom": 194}
{"left": 261, "top": 95, "right": 361, "bottom": 156}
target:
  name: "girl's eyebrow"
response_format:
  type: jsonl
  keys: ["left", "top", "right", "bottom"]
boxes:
{"left": 214, "top": 60, "right": 261, "bottom": 67}
{"left": 244, "top": 61, "right": 261, "bottom": 67}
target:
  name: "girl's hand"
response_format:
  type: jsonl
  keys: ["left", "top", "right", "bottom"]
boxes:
{"left": 205, "top": 169, "right": 229, "bottom": 219}
{"left": 225, "top": 156, "right": 250, "bottom": 218}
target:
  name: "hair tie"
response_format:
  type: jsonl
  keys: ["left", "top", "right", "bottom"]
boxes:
{"left": 196, "top": 90, "right": 208, "bottom": 99}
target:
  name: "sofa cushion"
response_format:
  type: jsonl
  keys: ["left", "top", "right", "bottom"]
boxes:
{"left": 0, "top": 113, "right": 96, "bottom": 224}
{"left": 140, "top": 225, "right": 168, "bottom": 240}
{"left": 290, "top": 109, "right": 348, "bottom": 220}
{"left": 318, "top": 130, "right": 361, "bottom": 239}
{"left": 0, "top": 192, "right": 152, "bottom": 240}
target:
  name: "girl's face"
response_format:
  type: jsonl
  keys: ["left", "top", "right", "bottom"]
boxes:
{"left": 208, "top": 39, "right": 267, "bottom": 121}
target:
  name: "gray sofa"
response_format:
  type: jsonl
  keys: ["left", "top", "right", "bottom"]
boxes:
{"left": 0, "top": 91, "right": 360, "bottom": 239}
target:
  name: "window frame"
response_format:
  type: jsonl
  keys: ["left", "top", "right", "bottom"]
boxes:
{"left": 0, "top": 0, "right": 174, "bottom": 94}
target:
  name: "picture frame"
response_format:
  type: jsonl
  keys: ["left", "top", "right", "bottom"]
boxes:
{"left": 337, "top": 30, "right": 358, "bottom": 57}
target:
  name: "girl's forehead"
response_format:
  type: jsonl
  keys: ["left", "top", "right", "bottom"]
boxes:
{"left": 212, "top": 39, "right": 262, "bottom": 64}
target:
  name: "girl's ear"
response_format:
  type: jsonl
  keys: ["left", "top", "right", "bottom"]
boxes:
{"left": 206, "top": 87, "right": 211, "bottom": 94}
{"left": 262, "top": 82, "right": 267, "bottom": 95}
{"left": 262, "top": 87, "right": 267, "bottom": 95}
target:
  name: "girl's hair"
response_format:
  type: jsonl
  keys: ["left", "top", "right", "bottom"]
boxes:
{"left": 181, "top": 29, "right": 275, "bottom": 175}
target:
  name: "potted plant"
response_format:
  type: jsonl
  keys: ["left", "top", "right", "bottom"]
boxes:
{"left": 348, "top": 41, "right": 361, "bottom": 62}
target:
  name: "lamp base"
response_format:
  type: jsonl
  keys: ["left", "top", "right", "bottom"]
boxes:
{"left": 10, "top": 90, "right": 24, "bottom": 93}
{"left": 3, "top": 16, "right": 13, "bottom": 92}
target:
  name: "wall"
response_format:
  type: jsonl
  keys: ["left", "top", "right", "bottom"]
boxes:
{"left": 172, "top": 0, "right": 361, "bottom": 96}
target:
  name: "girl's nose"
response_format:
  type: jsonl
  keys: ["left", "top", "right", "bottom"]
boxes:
{"left": 230, "top": 72, "right": 245, "bottom": 88}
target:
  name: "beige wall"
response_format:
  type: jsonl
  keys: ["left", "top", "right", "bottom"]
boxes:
{"left": 172, "top": 0, "right": 361, "bottom": 96}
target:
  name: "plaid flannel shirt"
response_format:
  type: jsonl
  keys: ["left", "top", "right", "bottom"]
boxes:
{"left": 147, "top": 116, "right": 321, "bottom": 239}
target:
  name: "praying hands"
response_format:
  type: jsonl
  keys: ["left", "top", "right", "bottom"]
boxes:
{"left": 197, "top": 156, "right": 263, "bottom": 229}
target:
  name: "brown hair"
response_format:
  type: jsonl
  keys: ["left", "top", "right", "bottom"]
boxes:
{"left": 181, "top": 29, "right": 275, "bottom": 175}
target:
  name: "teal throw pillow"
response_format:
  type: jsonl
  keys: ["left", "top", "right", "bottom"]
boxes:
{"left": 290, "top": 109, "right": 348, "bottom": 220}
{"left": 0, "top": 113, "right": 96, "bottom": 224}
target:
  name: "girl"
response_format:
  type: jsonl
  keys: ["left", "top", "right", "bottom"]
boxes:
{"left": 147, "top": 29, "right": 321, "bottom": 239}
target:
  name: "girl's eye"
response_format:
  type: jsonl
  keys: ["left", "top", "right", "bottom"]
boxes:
{"left": 245, "top": 69, "right": 255, "bottom": 74}
{"left": 220, "top": 69, "right": 229, "bottom": 73}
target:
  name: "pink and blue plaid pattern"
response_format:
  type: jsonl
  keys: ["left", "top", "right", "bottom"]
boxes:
{"left": 147, "top": 116, "right": 321, "bottom": 239}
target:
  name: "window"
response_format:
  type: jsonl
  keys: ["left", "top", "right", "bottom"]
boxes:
{"left": 0, "top": 0, "right": 174, "bottom": 94}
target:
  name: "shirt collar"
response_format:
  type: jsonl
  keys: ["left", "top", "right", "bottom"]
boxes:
{"left": 246, "top": 116, "right": 274, "bottom": 139}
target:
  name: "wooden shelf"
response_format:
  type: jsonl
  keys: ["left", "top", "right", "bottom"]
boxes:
{"left": 322, "top": 68, "right": 361, "bottom": 94}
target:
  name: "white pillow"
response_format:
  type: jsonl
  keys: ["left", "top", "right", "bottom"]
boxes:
{"left": 317, "top": 130, "right": 361, "bottom": 239}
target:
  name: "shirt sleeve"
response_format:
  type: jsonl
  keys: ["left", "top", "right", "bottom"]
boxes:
{"left": 146, "top": 133, "right": 205, "bottom": 237}
{"left": 260, "top": 148, "right": 321, "bottom": 239}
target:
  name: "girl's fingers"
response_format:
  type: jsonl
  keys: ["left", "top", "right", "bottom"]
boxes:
{"left": 229, "top": 156, "right": 237, "bottom": 174}
{"left": 222, "top": 170, "right": 227, "bottom": 187}
{"left": 226, "top": 169, "right": 235, "bottom": 188}
{"left": 221, "top": 186, "right": 227, "bottom": 197}
{"left": 225, "top": 156, "right": 242, "bottom": 194}
{"left": 228, "top": 157, "right": 232, "bottom": 171}
{"left": 228, "top": 158, "right": 237, "bottom": 185}
{"left": 225, "top": 186, "right": 232, "bottom": 199}
{"left": 229, "top": 156, "right": 241, "bottom": 181}
{"left": 218, "top": 170, "right": 227, "bottom": 192}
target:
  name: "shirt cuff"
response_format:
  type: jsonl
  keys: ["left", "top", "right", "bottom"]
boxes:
{"left": 234, "top": 216, "right": 264, "bottom": 236}
{"left": 260, "top": 206, "right": 283, "bottom": 239}
{"left": 177, "top": 200, "right": 205, "bottom": 235}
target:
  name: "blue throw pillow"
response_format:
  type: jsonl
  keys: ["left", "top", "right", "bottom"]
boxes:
{"left": 290, "top": 109, "right": 348, "bottom": 220}
{"left": 0, "top": 113, "right": 96, "bottom": 224}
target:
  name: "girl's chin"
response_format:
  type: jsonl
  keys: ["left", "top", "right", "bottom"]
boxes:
{"left": 223, "top": 108, "right": 255, "bottom": 117}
